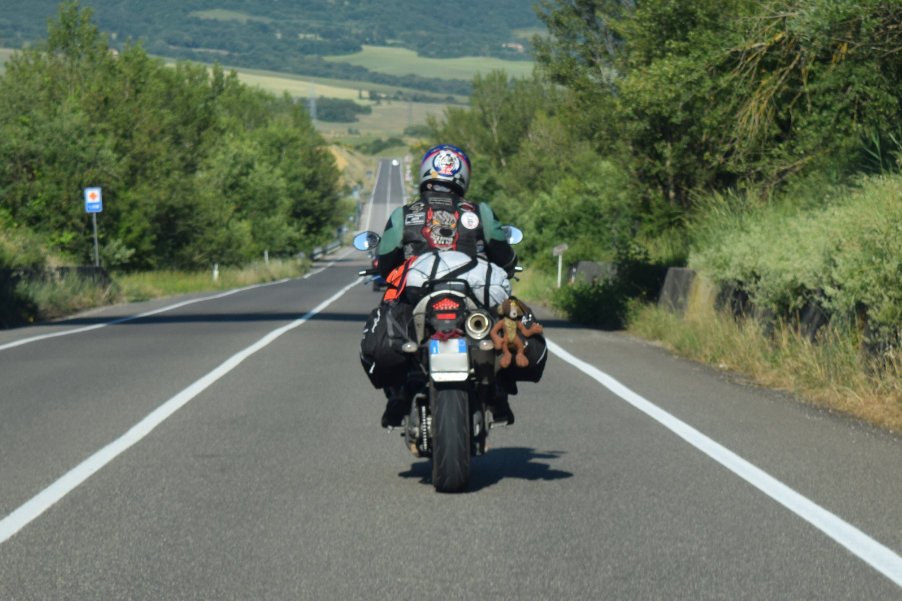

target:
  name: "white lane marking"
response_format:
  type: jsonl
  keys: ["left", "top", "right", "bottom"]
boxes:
{"left": 391, "top": 158, "right": 406, "bottom": 206}
{"left": 386, "top": 160, "right": 393, "bottom": 211}
{"left": 363, "top": 160, "right": 384, "bottom": 232}
{"left": 0, "top": 279, "right": 360, "bottom": 545}
{"left": 0, "top": 279, "right": 292, "bottom": 353}
{"left": 397, "top": 158, "right": 407, "bottom": 205}
{"left": 547, "top": 340, "right": 902, "bottom": 588}
{"left": 0, "top": 242, "right": 362, "bottom": 353}
{"left": 303, "top": 248, "right": 355, "bottom": 279}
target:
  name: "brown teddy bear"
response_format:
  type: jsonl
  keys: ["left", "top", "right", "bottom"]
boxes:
{"left": 490, "top": 298, "right": 544, "bottom": 368}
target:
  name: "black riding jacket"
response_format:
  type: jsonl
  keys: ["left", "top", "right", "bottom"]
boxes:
{"left": 375, "top": 191, "right": 517, "bottom": 280}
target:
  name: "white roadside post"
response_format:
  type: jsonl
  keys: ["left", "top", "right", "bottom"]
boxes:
{"left": 553, "top": 243, "right": 569, "bottom": 288}
{"left": 83, "top": 187, "right": 103, "bottom": 268}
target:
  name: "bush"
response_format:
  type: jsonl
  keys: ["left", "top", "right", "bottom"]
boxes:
{"left": 17, "top": 271, "right": 119, "bottom": 323}
{"left": 314, "top": 97, "right": 372, "bottom": 123}
{"left": 1, "top": 220, "right": 48, "bottom": 326}
{"left": 552, "top": 278, "right": 629, "bottom": 329}
{"left": 690, "top": 175, "right": 902, "bottom": 346}
{"left": 551, "top": 242, "right": 667, "bottom": 329}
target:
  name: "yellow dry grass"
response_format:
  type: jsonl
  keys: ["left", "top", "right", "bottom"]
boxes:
{"left": 228, "top": 66, "right": 455, "bottom": 138}
{"left": 629, "top": 274, "right": 902, "bottom": 433}
{"left": 329, "top": 145, "right": 374, "bottom": 188}
{"left": 235, "top": 70, "right": 367, "bottom": 100}
{"left": 317, "top": 101, "right": 449, "bottom": 138}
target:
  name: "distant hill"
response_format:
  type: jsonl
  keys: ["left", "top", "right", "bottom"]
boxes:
{"left": 1, "top": 1, "right": 542, "bottom": 95}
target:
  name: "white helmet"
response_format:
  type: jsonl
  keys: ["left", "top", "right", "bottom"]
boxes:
{"left": 419, "top": 144, "right": 471, "bottom": 196}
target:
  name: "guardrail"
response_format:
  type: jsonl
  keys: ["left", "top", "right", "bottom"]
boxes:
{"left": 310, "top": 240, "right": 342, "bottom": 261}
{"left": 571, "top": 259, "right": 888, "bottom": 360}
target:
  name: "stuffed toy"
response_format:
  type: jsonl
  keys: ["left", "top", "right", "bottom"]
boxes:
{"left": 490, "top": 298, "right": 544, "bottom": 368}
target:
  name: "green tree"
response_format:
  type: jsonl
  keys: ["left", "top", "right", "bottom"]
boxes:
{"left": 257, "top": 102, "right": 343, "bottom": 245}
{"left": 535, "top": 0, "right": 750, "bottom": 213}
{"left": 523, "top": 151, "right": 637, "bottom": 270}
{"left": 0, "top": 2, "right": 344, "bottom": 269}
{"left": 725, "top": 0, "right": 902, "bottom": 185}
{"left": 426, "top": 71, "right": 561, "bottom": 207}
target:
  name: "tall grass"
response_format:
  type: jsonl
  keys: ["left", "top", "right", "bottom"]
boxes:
{"left": 629, "top": 301, "right": 902, "bottom": 432}
{"left": 15, "top": 273, "right": 119, "bottom": 323}
{"left": 690, "top": 175, "right": 902, "bottom": 343}
{"left": 625, "top": 172, "right": 902, "bottom": 432}
{"left": 116, "top": 259, "right": 308, "bottom": 302}
{"left": 511, "top": 268, "right": 557, "bottom": 309}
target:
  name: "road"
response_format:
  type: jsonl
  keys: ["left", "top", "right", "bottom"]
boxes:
{"left": 0, "top": 159, "right": 900, "bottom": 600}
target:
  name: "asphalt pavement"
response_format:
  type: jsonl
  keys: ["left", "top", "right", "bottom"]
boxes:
{"left": 0, "top": 159, "right": 900, "bottom": 600}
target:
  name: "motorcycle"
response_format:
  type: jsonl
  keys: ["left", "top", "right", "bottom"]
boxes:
{"left": 353, "top": 227, "right": 525, "bottom": 493}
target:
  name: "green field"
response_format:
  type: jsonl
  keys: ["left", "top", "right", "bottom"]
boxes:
{"left": 512, "top": 27, "right": 545, "bottom": 40}
{"left": 223, "top": 65, "right": 453, "bottom": 138}
{"left": 233, "top": 68, "right": 372, "bottom": 101}
{"left": 316, "top": 100, "right": 448, "bottom": 139}
{"left": 189, "top": 9, "right": 274, "bottom": 24}
{"left": 225, "top": 64, "right": 465, "bottom": 103}
{"left": 233, "top": 67, "right": 451, "bottom": 138}
{"left": 324, "top": 45, "right": 535, "bottom": 81}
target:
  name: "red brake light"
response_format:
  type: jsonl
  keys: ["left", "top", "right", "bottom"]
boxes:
{"left": 432, "top": 298, "right": 460, "bottom": 311}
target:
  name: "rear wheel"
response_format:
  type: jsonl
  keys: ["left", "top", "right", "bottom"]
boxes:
{"left": 431, "top": 384, "right": 470, "bottom": 493}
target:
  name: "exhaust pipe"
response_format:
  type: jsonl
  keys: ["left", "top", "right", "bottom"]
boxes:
{"left": 465, "top": 310, "right": 492, "bottom": 340}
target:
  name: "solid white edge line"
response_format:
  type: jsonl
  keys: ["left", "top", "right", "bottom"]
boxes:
{"left": 546, "top": 339, "right": 902, "bottom": 589}
{"left": 0, "top": 278, "right": 296, "bottom": 354}
{"left": 1, "top": 236, "right": 363, "bottom": 354}
{"left": 0, "top": 278, "right": 360, "bottom": 545}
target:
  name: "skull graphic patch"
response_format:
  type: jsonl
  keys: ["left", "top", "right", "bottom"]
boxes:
{"left": 422, "top": 209, "right": 458, "bottom": 250}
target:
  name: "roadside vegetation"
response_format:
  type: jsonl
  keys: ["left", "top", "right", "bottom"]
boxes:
{"left": 630, "top": 304, "right": 902, "bottom": 433}
{"left": 0, "top": 4, "right": 345, "bottom": 326}
{"left": 414, "top": 0, "right": 901, "bottom": 431}
{"left": 628, "top": 174, "right": 902, "bottom": 431}
{"left": 114, "top": 258, "right": 309, "bottom": 302}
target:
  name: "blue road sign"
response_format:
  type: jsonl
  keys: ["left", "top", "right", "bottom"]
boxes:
{"left": 84, "top": 187, "right": 103, "bottom": 213}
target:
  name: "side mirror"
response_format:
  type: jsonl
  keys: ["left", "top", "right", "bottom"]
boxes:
{"left": 353, "top": 231, "right": 381, "bottom": 251}
{"left": 502, "top": 225, "right": 523, "bottom": 245}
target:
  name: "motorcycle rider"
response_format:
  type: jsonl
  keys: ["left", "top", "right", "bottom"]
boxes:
{"left": 372, "top": 144, "right": 519, "bottom": 428}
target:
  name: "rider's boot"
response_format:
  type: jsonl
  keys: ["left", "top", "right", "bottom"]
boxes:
{"left": 381, "top": 384, "right": 409, "bottom": 429}
{"left": 488, "top": 382, "right": 515, "bottom": 426}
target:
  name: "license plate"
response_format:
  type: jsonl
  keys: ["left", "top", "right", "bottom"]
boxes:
{"left": 429, "top": 338, "right": 467, "bottom": 355}
{"left": 428, "top": 338, "right": 469, "bottom": 382}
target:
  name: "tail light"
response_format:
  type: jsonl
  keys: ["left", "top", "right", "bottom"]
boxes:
{"left": 431, "top": 297, "right": 460, "bottom": 311}
{"left": 428, "top": 295, "right": 464, "bottom": 336}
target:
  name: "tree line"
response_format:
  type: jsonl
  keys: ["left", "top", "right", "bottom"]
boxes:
{"left": 0, "top": 3, "right": 345, "bottom": 272}
{"left": 425, "top": 0, "right": 902, "bottom": 266}
{"left": 423, "top": 0, "right": 901, "bottom": 340}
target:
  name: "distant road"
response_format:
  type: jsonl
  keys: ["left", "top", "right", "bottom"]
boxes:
{"left": 1, "top": 159, "right": 900, "bottom": 600}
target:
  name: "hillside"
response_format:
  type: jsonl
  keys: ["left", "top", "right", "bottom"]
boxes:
{"left": 1, "top": 1, "right": 541, "bottom": 95}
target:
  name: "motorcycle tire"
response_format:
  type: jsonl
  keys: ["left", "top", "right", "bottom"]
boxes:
{"left": 431, "top": 384, "right": 471, "bottom": 493}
